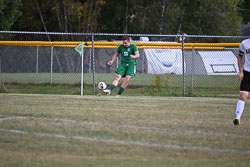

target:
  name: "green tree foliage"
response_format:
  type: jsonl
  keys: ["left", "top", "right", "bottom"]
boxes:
{"left": 6, "top": 0, "right": 246, "bottom": 37}
{"left": 97, "top": 0, "right": 127, "bottom": 33}
{"left": 99, "top": 0, "right": 243, "bottom": 36}
{"left": 0, "top": 0, "right": 22, "bottom": 30}
{"left": 180, "top": 0, "right": 243, "bottom": 36}
{"left": 239, "top": 0, "right": 250, "bottom": 24}
{"left": 128, "top": 0, "right": 183, "bottom": 34}
{"left": 98, "top": 0, "right": 182, "bottom": 34}
{"left": 0, "top": 0, "right": 22, "bottom": 40}
{"left": 0, "top": 0, "right": 22, "bottom": 34}
{"left": 12, "top": 0, "right": 105, "bottom": 40}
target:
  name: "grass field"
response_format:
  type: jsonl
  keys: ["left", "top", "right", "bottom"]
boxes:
{"left": 0, "top": 93, "right": 249, "bottom": 167}
{"left": 1, "top": 73, "right": 241, "bottom": 97}
{"left": 1, "top": 73, "right": 239, "bottom": 86}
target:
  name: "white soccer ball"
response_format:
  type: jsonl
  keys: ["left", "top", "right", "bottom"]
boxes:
{"left": 98, "top": 82, "right": 107, "bottom": 90}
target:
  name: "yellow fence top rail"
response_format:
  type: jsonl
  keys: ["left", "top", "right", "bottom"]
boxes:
{"left": 0, "top": 41, "right": 240, "bottom": 49}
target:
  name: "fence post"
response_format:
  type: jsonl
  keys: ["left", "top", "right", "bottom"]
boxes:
{"left": 81, "top": 44, "right": 84, "bottom": 96}
{"left": 92, "top": 34, "right": 96, "bottom": 94}
{"left": 181, "top": 34, "right": 186, "bottom": 97}
{"left": 50, "top": 46, "right": 54, "bottom": 86}
{"left": 191, "top": 47, "right": 195, "bottom": 89}
{"left": 36, "top": 46, "right": 39, "bottom": 73}
{"left": 89, "top": 48, "right": 92, "bottom": 73}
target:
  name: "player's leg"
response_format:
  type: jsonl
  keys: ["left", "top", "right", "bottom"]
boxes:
{"left": 234, "top": 91, "right": 248, "bottom": 125}
{"left": 103, "top": 74, "right": 122, "bottom": 95}
{"left": 112, "top": 74, "right": 122, "bottom": 86}
{"left": 116, "top": 75, "right": 132, "bottom": 96}
{"left": 104, "top": 64, "right": 125, "bottom": 95}
{"left": 116, "top": 64, "right": 135, "bottom": 96}
{"left": 234, "top": 70, "right": 250, "bottom": 125}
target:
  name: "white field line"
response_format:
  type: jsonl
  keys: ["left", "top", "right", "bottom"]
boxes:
{"left": 0, "top": 114, "right": 249, "bottom": 139}
{"left": 0, "top": 116, "right": 28, "bottom": 122}
{"left": 119, "top": 125, "right": 250, "bottom": 139}
{"left": 0, "top": 128, "right": 247, "bottom": 154}
{"left": 4, "top": 115, "right": 250, "bottom": 139}
{"left": 0, "top": 114, "right": 99, "bottom": 125}
{"left": 0, "top": 114, "right": 250, "bottom": 154}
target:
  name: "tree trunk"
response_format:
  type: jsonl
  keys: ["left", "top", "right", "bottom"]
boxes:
{"left": 35, "top": 0, "right": 63, "bottom": 73}
{"left": 62, "top": 0, "right": 68, "bottom": 33}
{"left": 35, "top": 0, "right": 51, "bottom": 41}
{"left": 124, "top": 0, "right": 128, "bottom": 34}
{"left": 159, "top": 0, "right": 166, "bottom": 34}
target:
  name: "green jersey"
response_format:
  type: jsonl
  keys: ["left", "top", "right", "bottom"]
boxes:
{"left": 116, "top": 44, "right": 139, "bottom": 64}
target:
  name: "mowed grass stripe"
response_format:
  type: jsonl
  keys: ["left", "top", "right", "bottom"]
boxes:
{"left": 0, "top": 94, "right": 250, "bottom": 167}
{"left": 0, "top": 128, "right": 247, "bottom": 154}
{"left": 0, "top": 114, "right": 249, "bottom": 139}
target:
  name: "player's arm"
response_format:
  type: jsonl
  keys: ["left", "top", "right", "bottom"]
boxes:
{"left": 238, "top": 50, "right": 244, "bottom": 80}
{"left": 130, "top": 45, "right": 140, "bottom": 59}
{"left": 107, "top": 52, "right": 119, "bottom": 66}
{"left": 130, "top": 51, "right": 139, "bottom": 59}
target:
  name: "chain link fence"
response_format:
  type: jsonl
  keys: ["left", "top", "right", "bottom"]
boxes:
{"left": 0, "top": 31, "right": 249, "bottom": 97}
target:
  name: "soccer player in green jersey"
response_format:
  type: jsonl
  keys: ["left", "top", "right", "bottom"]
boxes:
{"left": 103, "top": 37, "right": 139, "bottom": 97}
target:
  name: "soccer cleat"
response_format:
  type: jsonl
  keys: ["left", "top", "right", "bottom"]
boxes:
{"left": 115, "top": 94, "right": 120, "bottom": 97}
{"left": 103, "top": 89, "right": 111, "bottom": 95}
{"left": 233, "top": 119, "right": 240, "bottom": 125}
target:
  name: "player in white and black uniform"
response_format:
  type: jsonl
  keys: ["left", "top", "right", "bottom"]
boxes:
{"left": 233, "top": 38, "right": 250, "bottom": 125}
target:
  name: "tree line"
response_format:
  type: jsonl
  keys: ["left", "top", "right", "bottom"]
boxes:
{"left": 0, "top": 0, "right": 250, "bottom": 40}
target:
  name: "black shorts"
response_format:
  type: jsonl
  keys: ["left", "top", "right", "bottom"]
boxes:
{"left": 240, "top": 70, "right": 250, "bottom": 92}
